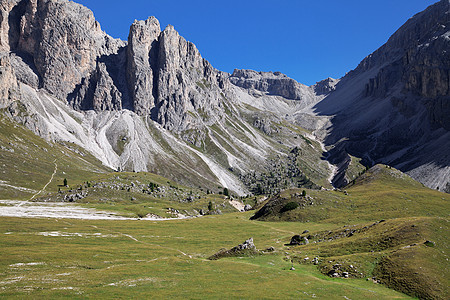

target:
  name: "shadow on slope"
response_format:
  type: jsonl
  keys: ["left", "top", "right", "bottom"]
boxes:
{"left": 311, "top": 0, "right": 450, "bottom": 190}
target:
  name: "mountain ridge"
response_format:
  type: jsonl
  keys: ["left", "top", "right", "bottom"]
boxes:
{"left": 0, "top": 0, "right": 448, "bottom": 194}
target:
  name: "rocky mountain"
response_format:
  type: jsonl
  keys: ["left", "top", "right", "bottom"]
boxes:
{"left": 0, "top": 0, "right": 448, "bottom": 194}
{"left": 312, "top": 0, "right": 450, "bottom": 190}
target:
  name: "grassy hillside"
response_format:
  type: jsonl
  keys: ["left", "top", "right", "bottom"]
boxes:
{"left": 0, "top": 114, "right": 110, "bottom": 200}
{"left": 251, "top": 165, "right": 449, "bottom": 223}
{"left": 38, "top": 171, "right": 236, "bottom": 218}
{"left": 250, "top": 165, "right": 450, "bottom": 299}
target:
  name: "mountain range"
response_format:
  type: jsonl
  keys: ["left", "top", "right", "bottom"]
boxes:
{"left": 0, "top": 0, "right": 449, "bottom": 195}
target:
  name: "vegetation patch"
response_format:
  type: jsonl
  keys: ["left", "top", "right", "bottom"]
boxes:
{"left": 280, "top": 201, "right": 299, "bottom": 213}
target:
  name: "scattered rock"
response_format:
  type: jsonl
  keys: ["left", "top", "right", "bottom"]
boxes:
{"left": 312, "top": 257, "right": 319, "bottom": 265}
{"left": 209, "top": 238, "right": 259, "bottom": 260}
{"left": 244, "top": 204, "right": 253, "bottom": 211}
{"left": 289, "top": 235, "right": 309, "bottom": 245}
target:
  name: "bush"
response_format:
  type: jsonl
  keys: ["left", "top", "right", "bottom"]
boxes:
{"left": 281, "top": 202, "right": 299, "bottom": 213}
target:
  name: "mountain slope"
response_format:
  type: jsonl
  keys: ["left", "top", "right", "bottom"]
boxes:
{"left": 313, "top": 0, "right": 450, "bottom": 190}
{"left": 0, "top": 0, "right": 333, "bottom": 194}
{"left": 0, "top": 0, "right": 448, "bottom": 194}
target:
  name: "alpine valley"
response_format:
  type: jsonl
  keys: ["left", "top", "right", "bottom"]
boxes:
{"left": 0, "top": 0, "right": 449, "bottom": 299}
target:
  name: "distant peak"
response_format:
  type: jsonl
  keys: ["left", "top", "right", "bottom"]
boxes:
{"left": 312, "top": 77, "right": 339, "bottom": 95}
{"left": 131, "top": 16, "right": 161, "bottom": 31}
{"left": 231, "top": 69, "right": 290, "bottom": 80}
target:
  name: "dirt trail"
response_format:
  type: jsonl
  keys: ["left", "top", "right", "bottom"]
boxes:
{"left": 17, "top": 160, "right": 58, "bottom": 207}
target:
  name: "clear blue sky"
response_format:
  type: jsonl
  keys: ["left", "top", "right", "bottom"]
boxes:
{"left": 76, "top": 0, "right": 437, "bottom": 86}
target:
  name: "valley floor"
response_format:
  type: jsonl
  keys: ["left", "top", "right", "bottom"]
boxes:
{"left": 0, "top": 212, "right": 412, "bottom": 299}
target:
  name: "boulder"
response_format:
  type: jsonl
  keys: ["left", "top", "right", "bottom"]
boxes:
{"left": 208, "top": 238, "right": 259, "bottom": 260}
{"left": 289, "top": 235, "right": 309, "bottom": 245}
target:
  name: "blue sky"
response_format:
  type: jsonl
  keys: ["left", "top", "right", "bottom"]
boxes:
{"left": 76, "top": 0, "right": 437, "bottom": 86}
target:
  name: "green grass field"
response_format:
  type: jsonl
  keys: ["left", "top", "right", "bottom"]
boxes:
{"left": 0, "top": 213, "right": 412, "bottom": 299}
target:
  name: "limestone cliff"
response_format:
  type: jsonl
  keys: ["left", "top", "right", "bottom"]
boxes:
{"left": 230, "top": 69, "right": 309, "bottom": 100}
{"left": 0, "top": 0, "right": 448, "bottom": 193}
{"left": 314, "top": 0, "right": 450, "bottom": 190}
{"left": 126, "top": 16, "right": 160, "bottom": 115}
{"left": 0, "top": 53, "right": 19, "bottom": 108}
{"left": 358, "top": 0, "right": 450, "bottom": 130}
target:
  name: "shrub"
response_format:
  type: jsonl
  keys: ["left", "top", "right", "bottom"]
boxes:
{"left": 281, "top": 202, "right": 299, "bottom": 213}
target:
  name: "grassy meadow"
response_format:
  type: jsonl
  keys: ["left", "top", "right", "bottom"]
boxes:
{"left": 0, "top": 213, "right": 412, "bottom": 299}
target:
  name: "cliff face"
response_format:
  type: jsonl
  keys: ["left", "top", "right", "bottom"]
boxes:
{"left": 314, "top": 0, "right": 450, "bottom": 189}
{"left": 3, "top": 0, "right": 124, "bottom": 99}
{"left": 358, "top": 0, "right": 450, "bottom": 130}
{"left": 1, "top": 0, "right": 236, "bottom": 133}
{"left": 126, "top": 17, "right": 160, "bottom": 115}
{"left": 0, "top": 0, "right": 448, "bottom": 192}
{"left": 230, "top": 69, "right": 310, "bottom": 100}
{"left": 0, "top": 53, "right": 19, "bottom": 108}
{"left": 153, "top": 24, "right": 229, "bottom": 132}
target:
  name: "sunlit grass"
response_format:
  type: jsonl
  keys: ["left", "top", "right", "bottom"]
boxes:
{"left": 0, "top": 214, "right": 411, "bottom": 299}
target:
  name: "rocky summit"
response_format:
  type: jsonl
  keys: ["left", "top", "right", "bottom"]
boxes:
{"left": 0, "top": 0, "right": 449, "bottom": 194}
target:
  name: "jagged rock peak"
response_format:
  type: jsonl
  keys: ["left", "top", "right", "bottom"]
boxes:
{"left": 313, "top": 77, "right": 339, "bottom": 95}
{"left": 356, "top": 0, "right": 450, "bottom": 73}
{"left": 2, "top": 0, "right": 125, "bottom": 100}
{"left": 155, "top": 32, "right": 226, "bottom": 131}
{"left": 127, "top": 16, "right": 161, "bottom": 115}
{"left": 230, "top": 69, "right": 307, "bottom": 100}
